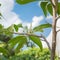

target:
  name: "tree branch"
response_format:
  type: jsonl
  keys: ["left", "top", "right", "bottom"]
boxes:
{"left": 11, "top": 32, "right": 51, "bottom": 51}
{"left": 56, "top": 29, "right": 60, "bottom": 33}
{"left": 56, "top": 15, "right": 60, "bottom": 33}
{"left": 50, "top": 0, "right": 55, "bottom": 7}
{"left": 56, "top": 15, "right": 60, "bottom": 21}
{"left": 40, "top": 34, "right": 51, "bottom": 51}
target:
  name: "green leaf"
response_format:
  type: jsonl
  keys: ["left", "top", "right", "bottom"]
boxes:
{"left": 33, "top": 23, "right": 52, "bottom": 32}
{"left": 47, "top": 3, "right": 53, "bottom": 15}
{"left": 29, "top": 36, "right": 43, "bottom": 51}
{"left": 14, "top": 24, "right": 18, "bottom": 32}
{"left": 57, "top": 3, "right": 60, "bottom": 15}
{"left": 14, "top": 24, "right": 22, "bottom": 32}
{"left": 0, "top": 47, "right": 9, "bottom": 56}
{"left": 16, "top": 0, "right": 36, "bottom": 5}
{"left": 40, "top": 2, "right": 48, "bottom": 16}
{"left": 15, "top": 37, "right": 27, "bottom": 52}
{"left": 8, "top": 36, "right": 27, "bottom": 49}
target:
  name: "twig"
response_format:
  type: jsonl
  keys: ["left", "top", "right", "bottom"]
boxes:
{"left": 40, "top": 34, "right": 51, "bottom": 51}
{"left": 56, "top": 26, "right": 60, "bottom": 28}
{"left": 56, "top": 15, "right": 60, "bottom": 21}
{"left": 11, "top": 32, "right": 51, "bottom": 51}
{"left": 56, "top": 29, "right": 60, "bottom": 33}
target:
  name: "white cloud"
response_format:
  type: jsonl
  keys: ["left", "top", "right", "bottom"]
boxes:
{"left": 0, "top": 0, "right": 14, "bottom": 14}
{"left": 0, "top": 0, "right": 22, "bottom": 28}
{"left": 32, "top": 16, "right": 44, "bottom": 28}
{"left": 24, "top": 16, "right": 44, "bottom": 29}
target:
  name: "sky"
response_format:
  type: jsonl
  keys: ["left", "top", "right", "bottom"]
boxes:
{"left": 13, "top": 1, "right": 44, "bottom": 22}
{"left": 0, "top": 0, "right": 60, "bottom": 55}
{"left": 0, "top": 0, "right": 52, "bottom": 36}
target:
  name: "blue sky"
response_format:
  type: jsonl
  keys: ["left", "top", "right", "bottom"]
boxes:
{"left": 13, "top": 1, "right": 44, "bottom": 22}
{"left": 13, "top": 1, "right": 51, "bottom": 36}
{"left": 0, "top": 0, "right": 51, "bottom": 36}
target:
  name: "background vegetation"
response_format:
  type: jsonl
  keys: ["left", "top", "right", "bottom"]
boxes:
{"left": 0, "top": 47, "right": 58, "bottom": 60}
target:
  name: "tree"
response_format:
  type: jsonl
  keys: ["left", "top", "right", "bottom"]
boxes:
{"left": 0, "top": 22, "right": 51, "bottom": 58}
{"left": 16, "top": 0, "right": 60, "bottom": 60}
{"left": 0, "top": 0, "right": 60, "bottom": 60}
{"left": 0, "top": 2, "right": 52, "bottom": 57}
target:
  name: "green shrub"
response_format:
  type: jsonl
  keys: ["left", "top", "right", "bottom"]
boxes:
{"left": 0, "top": 47, "right": 58, "bottom": 60}
{"left": 10, "top": 47, "right": 50, "bottom": 60}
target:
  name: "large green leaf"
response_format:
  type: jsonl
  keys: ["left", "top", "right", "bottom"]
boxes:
{"left": 57, "top": 3, "right": 60, "bottom": 15}
{"left": 47, "top": 3, "right": 53, "bottom": 15}
{"left": 8, "top": 36, "right": 27, "bottom": 49}
{"left": 16, "top": 0, "right": 36, "bottom": 5}
{"left": 47, "top": 2, "right": 60, "bottom": 15}
{"left": 29, "top": 36, "right": 43, "bottom": 51}
{"left": 15, "top": 37, "right": 27, "bottom": 52}
{"left": 0, "top": 47, "right": 9, "bottom": 56}
{"left": 40, "top": 2, "right": 48, "bottom": 16}
{"left": 33, "top": 23, "right": 52, "bottom": 32}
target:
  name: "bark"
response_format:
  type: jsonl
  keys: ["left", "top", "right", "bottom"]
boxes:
{"left": 51, "top": 0, "right": 58, "bottom": 60}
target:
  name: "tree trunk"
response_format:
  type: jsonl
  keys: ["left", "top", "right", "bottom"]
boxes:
{"left": 51, "top": 0, "right": 57, "bottom": 60}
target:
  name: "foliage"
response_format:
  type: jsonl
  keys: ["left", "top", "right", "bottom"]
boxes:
{"left": 0, "top": 22, "right": 52, "bottom": 59}
{"left": 0, "top": 47, "right": 9, "bottom": 56}
{"left": 0, "top": 47, "right": 58, "bottom": 60}
{"left": 0, "top": 1, "right": 53, "bottom": 57}
{"left": 29, "top": 36, "right": 43, "bottom": 51}
{"left": 9, "top": 48, "right": 49, "bottom": 60}
{"left": 0, "top": 0, "right": 59, "bottom": 60}
{"left": 8, "top": 36, "right": 27, "bottom": 52}
{"left": 0, "top": 23, "right": 45, "bottom": 57}
{"left": 14, "top": 24, "right": 22, "bottom": 32}
{"left": 15, "top": 0, "right": 60, "bottom": 60}
{"left": 16, "top": 0, "right": 36, "bottom": 5}
{"left": 40, "top": 2, "right": 48, "bottom": 16}
{"left": 18, "top": 47, "right": 50, "bottom": 60}
{"left": 33, "top": 23, "right": 52, "bottom": 32}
